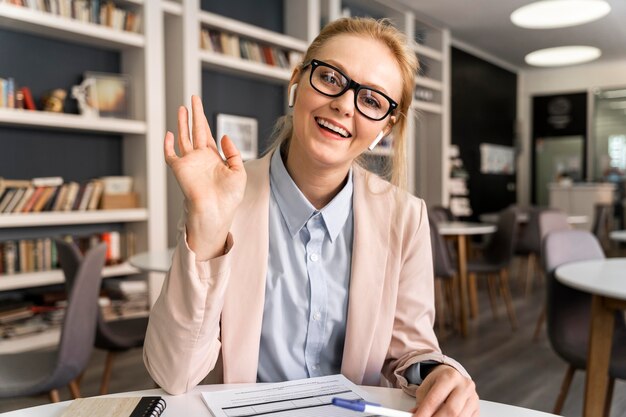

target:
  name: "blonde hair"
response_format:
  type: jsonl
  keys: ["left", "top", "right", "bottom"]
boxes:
{"left": 266, "top": 17, "right": 418, "bottom": 189}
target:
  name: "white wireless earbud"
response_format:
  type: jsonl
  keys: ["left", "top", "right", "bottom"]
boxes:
{"left": 368, "top": 131, "right": 385, "bottom": 150}
{"left": 288, "top": 83, "right": 298, "bottom": 107}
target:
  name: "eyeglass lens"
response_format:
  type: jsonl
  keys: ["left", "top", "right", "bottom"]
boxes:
{"left": 311, "top": 63, "right": 391, "bottom": 120}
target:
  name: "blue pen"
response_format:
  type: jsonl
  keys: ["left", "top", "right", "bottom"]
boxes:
{"left": 332, "top": 398, "right": 413, "bottom": 417}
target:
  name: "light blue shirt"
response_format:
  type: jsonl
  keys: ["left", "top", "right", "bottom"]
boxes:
{"left": 256, "top": 149, "right": 428, "bottom": 385}
{"left": 257, "top": 150, "right": 354, "bottom": 382}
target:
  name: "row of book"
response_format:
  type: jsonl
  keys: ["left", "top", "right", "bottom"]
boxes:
{"left": 200, "top": 28, "right": 303, "bottom": 70}
{"left": 0, "top": 230, "right": 136, "bottom": 275}
{"left": 0, "top": 76, "right": 40, "bottom": 110}
{"left": 0, "top": 177, "right": 105, "bottom": 214}
{"left": 2, "top": 0, "right": 142, "bottom": 34}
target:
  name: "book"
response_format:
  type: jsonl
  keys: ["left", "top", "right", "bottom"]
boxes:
{"left": 60, "top": 396, "right": 166, "bottom": 417}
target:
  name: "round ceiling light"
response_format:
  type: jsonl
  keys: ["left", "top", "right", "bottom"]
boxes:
{"left": 525, "top": 46, "right": 601, "bottom": 66}
{"left": 511, "top": 0, "right": 611, "bottom": 29}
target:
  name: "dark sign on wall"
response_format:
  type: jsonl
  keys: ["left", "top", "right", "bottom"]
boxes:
{"left": 532, "top": 92, "right": 587, "bottom": 138}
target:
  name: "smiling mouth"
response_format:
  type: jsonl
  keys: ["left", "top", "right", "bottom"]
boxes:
{"left": 315, "top": 117, "right": 352, "bottom": 138}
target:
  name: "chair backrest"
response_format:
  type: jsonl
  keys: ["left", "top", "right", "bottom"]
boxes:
{"left": 52, "top": 239, "right": 106, "bottom": 387}
{"left": 429, "top": 214, "right": 455, "bottom": 279}
{"left": 430, "top": 205, "right": 455, "bottom": 223}
{"left": 542, "top": 230, "right": 606, "bottom": 367}
{"left": 539, "top": 209, "right": 570, "bottom": 240}
{"left": 592, "top": 203, "right": 612, "bottom": 243}
{"left": 515, "top": 206, "right": 542, "bottom": 253}
{"left": 483, "top": 206, "right": 518, "bottom": 265}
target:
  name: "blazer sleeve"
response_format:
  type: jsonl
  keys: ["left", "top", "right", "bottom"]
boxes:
{"left": 143, "top": 215, "right": 233, "bottom": 395}
{"left": 382, "top": 199, "right": 470, "bottom": 396}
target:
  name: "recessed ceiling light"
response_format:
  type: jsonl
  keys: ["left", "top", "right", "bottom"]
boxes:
{"left": 525, "top": 46, "right": 601, "bottom": 67}
{"left": 511, "top": 0, "right": 611, "bottom": 29}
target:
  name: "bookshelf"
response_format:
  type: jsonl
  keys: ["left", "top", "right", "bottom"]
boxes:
{"left": 0, "top": 1, "right": 167, "bottom": 352}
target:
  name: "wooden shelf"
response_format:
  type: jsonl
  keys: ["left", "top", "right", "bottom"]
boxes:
{"left": 0, "top": 262, "right": 140, "bottom": 291}
{"left": 0, "top": 3, "right": 144, "bottom": 50}
{"left": 415, "top": 76, "right": 443, "bottom": 91}
{"left": 199, "top": 10, "right": 307, "bottom": 51}
{"left": 162, "top": 0, "right": 182, "bottom": 16}
{"left": 0, "top": 109, "right": 146, "bottom": 134}
{"left": 413, "top": 43, "right": 443, "bottom": 61}
{"left": 411, "top": 100, "right": 443, "bottom": 114}
{"left": 0, "top": 209, "right": 149, "bottom": 228}
{"left": 200, "top": 51, "right": 292, "bottom": 84}
{"left": 0, "top": 327, "right": 60, "bottom": 354}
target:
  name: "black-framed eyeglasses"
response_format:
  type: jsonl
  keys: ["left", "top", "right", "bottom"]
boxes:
{"left": 303, "top": 59, "right": 398, "bottom": 121}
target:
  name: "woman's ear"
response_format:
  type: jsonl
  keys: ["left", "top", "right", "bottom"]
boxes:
{"left": 384, "top": 115, "right": 397, "bottom": 135}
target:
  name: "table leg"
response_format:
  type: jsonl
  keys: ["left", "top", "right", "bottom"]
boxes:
{"left": 457, "top": 235, "right": 469, "bottom": 337}
{"left": 584, "top": 295, "right": 615, "bottom": 417}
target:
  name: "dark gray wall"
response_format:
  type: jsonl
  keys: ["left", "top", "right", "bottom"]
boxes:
{"left": 451, "top": 47, "right": 517, "bottom": 218}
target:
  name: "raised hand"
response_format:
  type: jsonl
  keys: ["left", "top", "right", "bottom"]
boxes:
{"left": 164, "top": 95, "right": 247, "bottom": 260}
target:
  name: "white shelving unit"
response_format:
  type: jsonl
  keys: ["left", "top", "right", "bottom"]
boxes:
{"left": 0, "top": 108, "right": 146, "bottom": 134}
{"left": 0, "top": 1, "right": 167, "bottom": 351}
{"left": 0, "top": 262, "right": 140, "bottom": 292}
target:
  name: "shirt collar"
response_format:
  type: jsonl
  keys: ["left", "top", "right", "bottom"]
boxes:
{"left": 270, "top": 149, "right": 353, "bottom": 242}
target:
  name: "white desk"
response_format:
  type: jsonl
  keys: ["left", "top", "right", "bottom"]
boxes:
{"left": 610, "top": 230, "right": 626, "bottom": 242}
{"left": 555, "top": 258, "right": 626, "bottom": 417}
{"left": 437, "top": 222, "right": 496, "bottom": 337}
{"left": 1, "top": 385, "right": 558, "bottom": 417}
{"left": 129, "top": 249, "right": 174, "bottom": 273}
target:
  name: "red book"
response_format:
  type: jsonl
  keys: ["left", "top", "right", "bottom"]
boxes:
{"left": 20, "top": 87, "right": 36, "bottom": 111}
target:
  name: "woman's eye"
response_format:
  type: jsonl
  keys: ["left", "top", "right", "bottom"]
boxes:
{"left": 360, "top": 95, "right": 382, "bottom": 109}
{"left": 320, "top": 71, "right": 341, "bottom": 86}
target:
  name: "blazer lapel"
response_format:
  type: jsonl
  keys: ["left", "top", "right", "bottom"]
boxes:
{"left": 221, "top": 153, "right": 272, "bottom": 383}
{"left": 341, "top": 167, "right": 392, "bottom": 383}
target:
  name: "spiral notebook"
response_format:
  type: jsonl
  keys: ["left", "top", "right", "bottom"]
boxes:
{"left": 60, "top": 396, "right": 166, "bottom": 417}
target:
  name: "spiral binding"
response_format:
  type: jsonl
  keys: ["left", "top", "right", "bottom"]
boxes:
{"left": 143, "top": 397, "right": 167, "bottom": 417}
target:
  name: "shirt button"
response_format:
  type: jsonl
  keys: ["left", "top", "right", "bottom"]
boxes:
{"left": 309, "top": 253, "right": 319, "bottom": 262}
{"left": 312, "top": 364, "right": 319, "bottom": 370}
{"left": 313, "top": 312, "right": 321, "bottom": 321}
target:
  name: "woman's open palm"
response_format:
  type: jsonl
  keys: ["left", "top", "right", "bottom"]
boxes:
{"left": 164, "top": 96, "right": 247, "bottom": 233}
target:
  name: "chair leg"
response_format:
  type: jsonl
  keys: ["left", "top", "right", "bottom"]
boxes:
{"left": 444, "top": 278, "right": 459, "bottom": 332}
{"left": 553, "top": 365, "right": 575, "bottom": 415}
{"left": 68, "top": 380, "right": 81, "bottom": 399}
{"left": 532, "top": 305, "right": 546, "bottom": 342}
{"left": 486, "top": 273, "right": 499, "bottom": 319}
{"left": 469, "top": 272, "right": 479, "bottom": 319}
{"left": 499, "top": 268, "right": 517, "bottom": 330}
{"left": 525, "top": 253, "right": 535, "bottom": 297}
{"left": 48, "top": 389, "right": 60, "bottom": 403}
{"left": 100, "top": 351, "right": 116, "bottom": 395}
{"left": 603, "top": 377, "right": 615, "bottom": 417}
{"left": 434, "top": 278, "right": 446, "bottom": 337}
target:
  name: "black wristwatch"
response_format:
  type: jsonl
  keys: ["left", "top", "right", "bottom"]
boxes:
{"left": 420, "top": 361, "right": 441, "bottom": 380}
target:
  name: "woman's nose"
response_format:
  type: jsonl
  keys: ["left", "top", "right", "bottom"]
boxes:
{"left": 330, "top": 90, "right": 355, "bottom": 117}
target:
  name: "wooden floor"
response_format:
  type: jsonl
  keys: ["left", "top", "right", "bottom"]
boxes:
{"left": 1, "top": 260, "right": 625, "bottom": 416}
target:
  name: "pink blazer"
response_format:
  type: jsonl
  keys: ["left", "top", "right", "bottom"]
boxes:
{"left": 144, "top": 152, "right": 469, "bottom": 395}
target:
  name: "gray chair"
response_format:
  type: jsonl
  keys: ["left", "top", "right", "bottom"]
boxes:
{"left": 514, "top": 207, "right": 543, "bottom": 295}
{"left": 542, "top": 230, "right": 626, "bottom": 415}
{"left": 592, "top": 203, "right": 612, "bottom": 252}
{"left": 532, "top": 210, "right": 571, "bottom": 341}
{"left": 0, "top": 241, "right": 106, "bottom": 402}
{"left": 431, "top": 205, "right": 456, "bottom": 222}
{"left": 466, "top": 207, "right": 518, "bottom": 330}
{"left": 55, "top": 240, "right": 148, "bottom": 395}
{"left": 429, "top": 214, "right": 458, "bottom": 336}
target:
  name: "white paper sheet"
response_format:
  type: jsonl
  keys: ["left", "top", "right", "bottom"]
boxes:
{"left": 201, "top": 374, "right": 375, "bottom": 417}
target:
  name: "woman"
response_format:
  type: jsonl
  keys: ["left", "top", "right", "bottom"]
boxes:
{"left": 145, "top": 17, "right": 479, "bottom": 417}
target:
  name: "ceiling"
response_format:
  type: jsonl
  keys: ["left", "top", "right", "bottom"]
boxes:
{"left": 394, "top": 0, "right": 626, "bottom": 69}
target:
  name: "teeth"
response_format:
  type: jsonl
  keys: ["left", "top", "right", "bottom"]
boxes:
{"left": 316, "top": 118, "right": 349, "bottom": 138}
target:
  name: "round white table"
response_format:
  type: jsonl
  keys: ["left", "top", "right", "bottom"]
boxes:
{"left": 555, "top": 258, "right": 626, "bottom": 417}
{"left": 1, "top": 385, "right": 559, "bottom": 417}
{"left": 129, "top": 249, "right": 174, "bottom": 273}
{"left": 437, "top": 222, "right": 496, "bottom": 337}
{"left": 480, "top": 212, "right": 588, "bottom": 225}
{"left": 610, "top": 230, "right": 626, "bottom": 242}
